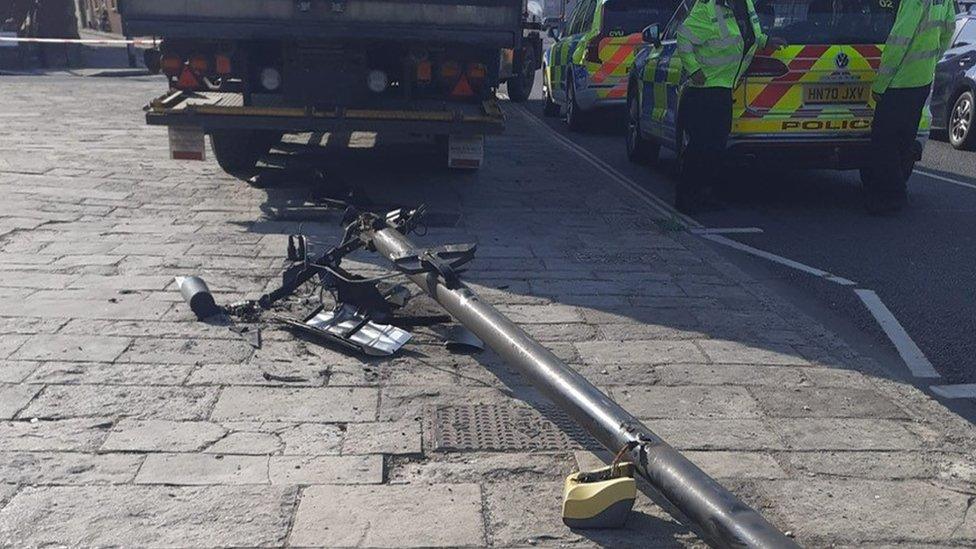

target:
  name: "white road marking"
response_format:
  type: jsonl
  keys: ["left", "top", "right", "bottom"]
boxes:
{"left": 690, "top": 227, "right": 765, "bottom": 235}
{"left": 929, "top": 384, "right": 976, "bottom": 399}
{"left": 512, "top": 104, "right": 704, "bottom": 228}
{"left": 854, "top": 289, "right": 941, "bottom": 379}
{"left": 914, "top": 168, "right": 976, "bottom": 191}
{"left": 701, "top": 234, "right": 858, "bottom": 286}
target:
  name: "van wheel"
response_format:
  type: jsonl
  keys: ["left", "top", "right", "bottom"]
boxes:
{"left": 626, "top": 91, "right": 660, "bottom": 165}
{"left": 543, "top": 86, "right": 561, "bottom": 117}
{"left": 949, "top": 90, "right": 976, "bottom": 150}
{"left": 211, "top": 130, "right": 281, "bottom": 175}
{"left": 566, "top": 77, "right": 587, "bottom": 131}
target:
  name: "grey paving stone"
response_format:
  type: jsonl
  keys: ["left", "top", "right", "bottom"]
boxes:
{"left": 774, "top": 418, "right": 924, "bottom": 450}
{"left": 206, "top": 431, "right": 282, "bottom": 455}
{"left": 0, "top": 335, "right": 28, "bottom": 359}
{"left": 341, "top": 419, "right": 422, "bottom": 455}
{"left": 118, "top": 337, "right": 252, "bottom": 365}
{"left": 609, "top": 385, "right": 763, "bottom": 420}
{"left": 11, "top": 334, "right": 130, "bottom": 363}
{"left": 755, "top": 479, "right": 970, "bottom": 544}
{"left": 649, "top": 419, "right": 785, "bottom": 451}
{"left": 0, "top": 451, "right": 143, "bottom": 485}
{"left": 390, "top": 452, "right": 576, "bottom": 484}
{"left": 269, "top": 455, "right": 383, "bottom": 484}
{"left": 27, "top": 361, "right": 193, "bottom": 385}
{"left": 22, "top": 385, "right": 218, "bottom": 420}
{"left": 698, "top": 339, "right": 810, "bottom": 366}
{"left": 483, "top": 480, "right": 700, "bottom": 548}
{"left": 211, "top": 387, "right": 378, "bottom": 423}
{"left": 289, "top": 483, "right": 484, "bottom": 547}
{"left": 101, "top": 419, "right": 227, "bottom": 453}
{"left": 576, "top": 340, "right": 707, "bottom": 366}
{"left": 0, "top": 297, "right": 172, "bottom": 321}
{"left": 780, "top": 451, "right": 969, "bottom": 481}
{"left": 136, "top": 454, "right": 269, "bottom": 485}
{"left": 0, "top": 485, "right": 296, "bottom": 547}
{"left": 0, "top": 485, "right": 15, "bottom": 510}
{"left": 277, "top": 423, "right": 345, "bottom": 456}
{"left": 378, "top": 385, "right": 532, "bottom": 421}
{"left": 0, "top": 361, "right": 37, "bottom": 383}
{"left": 650, "top": 363, "right": 873, "bottom": 389}
{"left": 0, "top": 384, "right": 40, "bottom": 419}
{"left": 0, "top": 418, "right": 113, "bottom": 452}
{"left": 750, "top": 387, "right": 908, "bottom": 419}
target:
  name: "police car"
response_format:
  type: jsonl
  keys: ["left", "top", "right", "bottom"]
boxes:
{"left": 625, "top": 0, "right": 932, "bottom": 179}
{"left": 543, "top": 0, "right": 675, "bottom": 130}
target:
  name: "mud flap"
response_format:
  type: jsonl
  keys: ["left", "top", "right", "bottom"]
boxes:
{"left": 168, "top": 126, "right": 206, "bottom": 161}
{"left": 448, "top": 134, "right": 484, "bottom": 170}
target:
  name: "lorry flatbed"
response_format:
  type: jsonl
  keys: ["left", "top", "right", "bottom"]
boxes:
{"left": 146, "top": 91, "right": 505, "bottom": 136}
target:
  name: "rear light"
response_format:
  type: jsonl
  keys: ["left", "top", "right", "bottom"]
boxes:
{"left": 161, "top": 54, "right": 182, "bottom": 76}
{"left": 440, "top": 61, "right": 461, "bottom": 84}
{"left": 175, "top": 67, "right": 200, "bottom": 90}
{"left": 215, "top": 54, "right": 232, "bottom": 76}
{"left": 745, "top": 57, "right": 789, "bottom": 78}
{"left": 466, "top": 63, "right": 486, "bottom": 82}
{"left": 189, "top": 54, "right": 210, "bottom": 74}
{"left": 416, "top": 60, "right": 432, "bottom": 84}
{"left": 585, "top": 36, "right": 603, "bottom": 64}
{"left": 450, "top": 75, "right": 475, "bottom": 97}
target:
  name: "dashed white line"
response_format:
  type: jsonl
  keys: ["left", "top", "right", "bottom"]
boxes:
{"left": 854, "top": 289, "right": 941, "bottom": 379}
{"left": 700, "top": 234, "right": 858, "bottom": 286}
{"left": 914, "top": 168, "right": 976, "bottom": 191}
{"left": 511, "top": 103, "right": 703, "bottom": 229}
{"left": 929, "top": 384, "right": 976, "bottom": 399}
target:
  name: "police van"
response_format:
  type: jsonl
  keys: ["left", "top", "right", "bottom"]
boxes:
{"left": 626, "top": 0, "right": 932, "bottom": 181}
{"left": 543, "top": 0, "right": 677, "bottom": 129}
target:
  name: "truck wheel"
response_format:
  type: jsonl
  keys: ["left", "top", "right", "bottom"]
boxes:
{"left": 626, "top": 91, "right": 659, "bottom": 165}
{"left": 507, "top": 50, "right": 536, "bottom": 103}
{"left": 210, "top": 130, "right": 281, "bottom": 174}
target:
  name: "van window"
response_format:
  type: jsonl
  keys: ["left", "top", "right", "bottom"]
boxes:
{"left": 754, "top": 0, "right": 897, "bottom": 44}
{"left": 602, "top": 0, "right": 677, "bottom": 37}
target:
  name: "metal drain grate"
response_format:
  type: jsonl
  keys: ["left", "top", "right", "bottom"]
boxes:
{"left": 430, "top": 404, "right": 600, "bottom": 452}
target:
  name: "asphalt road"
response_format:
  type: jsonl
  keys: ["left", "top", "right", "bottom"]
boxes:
{"left": 511, "top": 74, "right": 976, "bottom": 396}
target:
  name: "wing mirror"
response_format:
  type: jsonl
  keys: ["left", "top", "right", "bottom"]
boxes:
{"left": 546, "top": 20, "right": 563, "bottom": 40}
{"left": 641, "top": 24, "right": 661, "bottom": 48}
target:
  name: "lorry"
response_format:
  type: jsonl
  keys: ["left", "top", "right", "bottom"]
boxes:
{"left": 119, "top": 0, "right": 544, "bottom": 173}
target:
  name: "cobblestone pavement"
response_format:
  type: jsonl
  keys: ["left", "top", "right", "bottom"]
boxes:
{"left": 1, "top": 76, "right": 976, "bottom": 548}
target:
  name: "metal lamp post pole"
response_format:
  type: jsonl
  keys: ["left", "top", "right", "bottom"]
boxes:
{"left": 369, "top": 225, "right": 797, "bottom": 549}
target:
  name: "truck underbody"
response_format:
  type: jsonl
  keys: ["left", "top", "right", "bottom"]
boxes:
{"left": 120, "top": 0, "right": 540, "bottom": 173}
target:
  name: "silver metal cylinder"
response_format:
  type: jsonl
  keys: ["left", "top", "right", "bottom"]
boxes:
{"left": 371, "top": 227, "right": 796, "bottom": 549}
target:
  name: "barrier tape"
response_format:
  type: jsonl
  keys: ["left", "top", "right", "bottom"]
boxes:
{"left": 0, "top": 36, "right": 156, "bottom": 46}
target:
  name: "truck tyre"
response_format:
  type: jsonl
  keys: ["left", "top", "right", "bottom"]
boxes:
{"left": 210, "top": 130, "right": 281, "bottom": 174}
{"left": 507, "top": 49, "right": 536, "bottom": 103}
{"left": 626, "top": 91, "right": 659, "bottom": 165}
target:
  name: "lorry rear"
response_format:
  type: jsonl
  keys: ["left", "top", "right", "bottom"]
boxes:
{"left": 120, "top": 0, "right": 541, "bottom": 172}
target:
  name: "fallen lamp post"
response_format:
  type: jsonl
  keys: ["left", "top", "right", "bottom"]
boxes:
{"left": 267, "top": 207, "right": 798, "bottom": 548}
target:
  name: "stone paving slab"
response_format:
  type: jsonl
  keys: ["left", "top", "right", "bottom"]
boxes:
{"left": 0, "top": 76, "right": 975, "bottom": 547}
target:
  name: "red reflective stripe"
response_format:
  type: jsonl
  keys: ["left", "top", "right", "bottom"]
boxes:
{"left": 591, "top": 33, "right": 640, "bottom": 83}
{"left": 747, "top": 46, "right": 819, "bottom": 110}
{"left": 607, "top": 80, "right": 629, "bottom": 98}
{"left": 851, "top": 44, "right": 883, "bottom": 69}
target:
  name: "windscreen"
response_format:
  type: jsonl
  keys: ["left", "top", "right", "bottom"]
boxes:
{"left": 602, "top": 0, "right": 676, "bottom": 37}
{"left": 754, "top": 0, "right": 898, "bottom": 44}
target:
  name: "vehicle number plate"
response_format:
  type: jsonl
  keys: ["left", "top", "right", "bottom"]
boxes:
{"left": 804, "top": 84, "right": 869, "bottom": 104}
